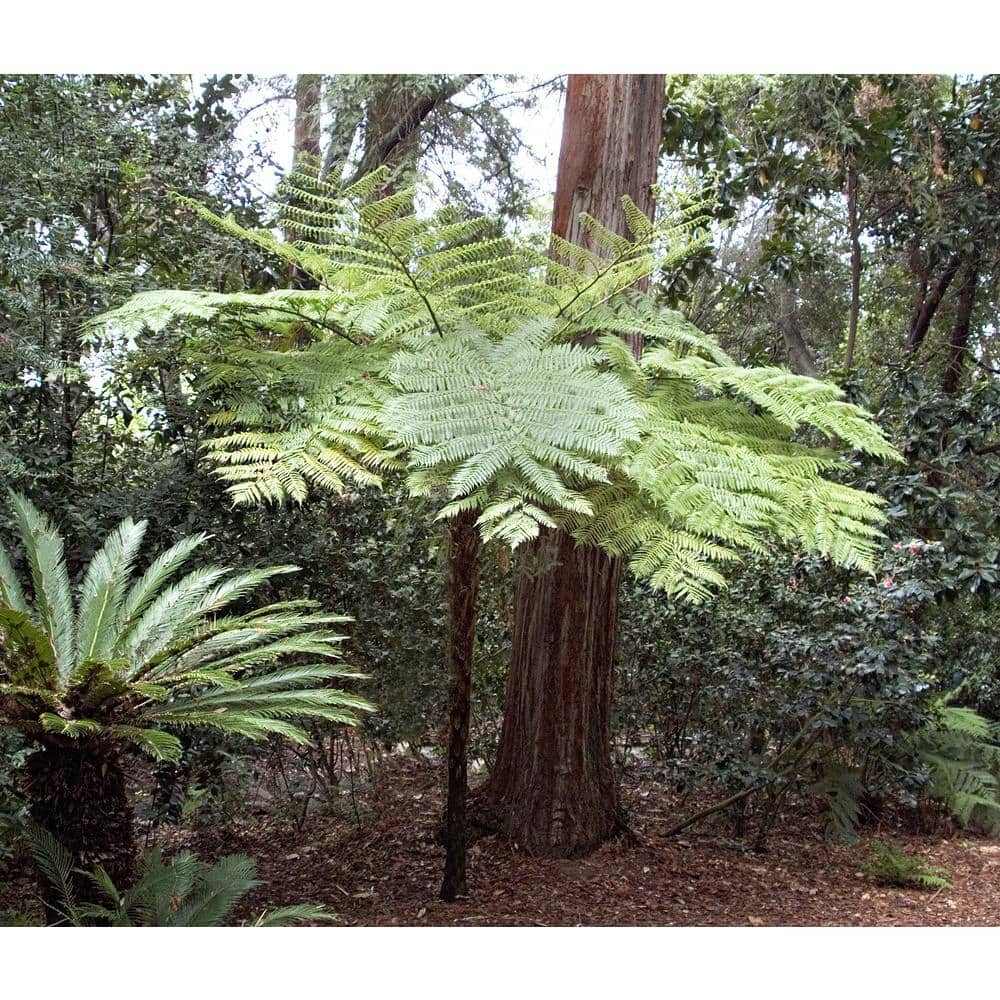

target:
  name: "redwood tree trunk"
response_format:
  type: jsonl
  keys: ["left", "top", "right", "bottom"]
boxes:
{"left": 478, "top": 74, "right": 664, "bottom": 857}
{"left": 440, "top": 508, "right": 482, "bottom": 901}
{"left": 25, "top": 740, "right": 137, "bottom": 922}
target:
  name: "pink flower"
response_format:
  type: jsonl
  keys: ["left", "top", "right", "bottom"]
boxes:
{"left": 882, "top": 576, "right": 895, "bottom": 589}
{"left": 893, "top": 542, "right": 903, "bottom": 551}
{"left": 908, "top": 542, "right": 921, "bottom": 553}
{"left": 842, "top": 596, "right": 853, "bottom": 604}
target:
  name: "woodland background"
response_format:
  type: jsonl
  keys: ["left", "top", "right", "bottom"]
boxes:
{"left": 2, "top": 72, "right": 1000, "bottom": 929}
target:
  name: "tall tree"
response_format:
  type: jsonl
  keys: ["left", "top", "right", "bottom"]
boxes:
{"left": 477, "top": 74, "right": 665, "bottom": 856}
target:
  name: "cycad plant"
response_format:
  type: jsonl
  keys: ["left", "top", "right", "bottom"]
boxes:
{"left": 0, "top": 492, "right": 370, "bottom": 912}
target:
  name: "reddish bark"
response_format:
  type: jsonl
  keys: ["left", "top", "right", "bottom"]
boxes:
{"left": 478, "top": 75, "right": 664, "bottom": 857}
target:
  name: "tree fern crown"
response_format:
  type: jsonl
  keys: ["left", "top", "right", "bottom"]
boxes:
{"left": 88, "top": 165, "right": 902, "bottom": 602}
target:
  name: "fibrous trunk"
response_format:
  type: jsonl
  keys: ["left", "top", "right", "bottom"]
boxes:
{"left": 25, "top": 740, "right": 136, "bottom": 921}
{"left": 440, "top": 508, "right": 482, "bottom": 900}
{"left": 478, "top": 75, "right": 664, "bottom": 858}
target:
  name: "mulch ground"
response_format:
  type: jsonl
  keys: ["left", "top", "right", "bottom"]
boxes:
{"left": 191, "top": 757, "right": 1000, "bottom": 926}
{"left": 5, "top": 755, "right": 1000, "bottom": 925}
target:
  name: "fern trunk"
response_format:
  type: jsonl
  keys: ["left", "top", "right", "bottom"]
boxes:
{"left": 25, "top": 739, "right": 137, "bottom": 921}
{"left": 440, "top": 507, "right": 481, "bottom": 900}
{"left": 479, "top": 75, "right": 663, "bottom": 856}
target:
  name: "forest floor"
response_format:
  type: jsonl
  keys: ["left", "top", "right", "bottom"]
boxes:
{"left": 4, "top": 754, "right": 1000, "bottom": 926}
{"left": 186, "top": 756, "right": 1000, "bottom": 926}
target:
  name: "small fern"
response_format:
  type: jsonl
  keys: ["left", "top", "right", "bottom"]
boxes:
{"left": 25, "top": 825, "right": 333, "bottom": 927}
{"left": 906, "top": 702, "right": 1000, "bottom": 836}
{"left": 861, "top": 839, "right": 952, "bottom": 890}
{"left": 817, "top": 763, "right": 866, "bottom": 844}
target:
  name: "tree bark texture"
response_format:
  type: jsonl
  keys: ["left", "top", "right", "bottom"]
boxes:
{"left": 907, "top": 251, "right": 962, "bottom": 351}
{"left": 479, "top": 75, "right": 664, "bottom": 857}
{"left": 844, "top": 166, "right": 862, "bottom": 371}
{"left": 347, "top": 75, "right": 479, "bottom": 191}
{"left": 286, "top": 75, "right": 324, "bottom": 281}
{"left": 440, "top": 507, "right": 482, "bottom": 901}
{"left": 293, "top": 74, "right": 323, "bottom": 163}
{"left": 778, "top": 285, "right": 818, "bottom": 377}
{"left": 25, "top": 740, "right": 137, "bottom": 922}
{"left": 943, "top": 251, "right": 981, "bottom": 395}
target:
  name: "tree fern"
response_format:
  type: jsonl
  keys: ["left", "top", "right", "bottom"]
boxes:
{"left": 88, "top": 165, "right": 901, "bottom": 599}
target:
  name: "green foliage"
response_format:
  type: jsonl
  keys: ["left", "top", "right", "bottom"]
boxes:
{"left": 0, "top": 74, "right": 274, "bottom": 536}
{"left": 906, "top": 702, "right": 1000, "bottom": 835}
{"left": 0, "top": 492, "right": 372, "bottom": 761}
{"left": 93, "top": 163, "right": 899, "bottom": 602}
{"left": 613, "top": 364, "right": 1000, "bottom": 847}
{"left": 386, "top": 319, "right": 644, "bottom": 546}
{"left": 25, "top": 825, "right": 332, "bottom": 926}
{"left": 861, "top": 839, "right": 951, "bottom": 890}
{"left": 0, "top": 730, "right": 28, "bottom": 859}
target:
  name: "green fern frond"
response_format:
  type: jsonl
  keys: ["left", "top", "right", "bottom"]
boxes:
{"left": 86, "top": 167, "right": 899, "bottom": 605}
{"left": 862, "top": 839, "right": 951, "bottom": 890}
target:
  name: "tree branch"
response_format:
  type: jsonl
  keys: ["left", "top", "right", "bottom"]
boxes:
{"left": 344, "top": 74, "right": 481, "bottom": 186}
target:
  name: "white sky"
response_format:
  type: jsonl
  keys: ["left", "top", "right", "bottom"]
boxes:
{"left": 231, "top": 75, "right": 566, "bottom": 208}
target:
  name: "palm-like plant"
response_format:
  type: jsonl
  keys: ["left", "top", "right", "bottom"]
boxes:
{"left": 0, "top": 492, "right": 371, "bottom": 910}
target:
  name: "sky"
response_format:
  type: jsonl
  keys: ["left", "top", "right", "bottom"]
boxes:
{"left": 230, "top": 75, "right": 567, "bottom": 209}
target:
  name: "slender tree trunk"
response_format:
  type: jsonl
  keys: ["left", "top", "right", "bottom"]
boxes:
{"left": 907, "top": 251, "right": 962, "bottom": 351}
{"left": 943, "top": 251, "right": 981, "bottom": 395}
{"left": 440, "top": 508, "right": 482, "bottom": 901}
{"left": 844, "top": 166, "right": 862, "bottom": 371}
{"left": 777, "top": 285, "right": 818, "bottom": 377}
{"left": 25, "top": 740, "right": 136, "bottom": 922}
{"left": 293, "top": 74, "right": 323, "bottom": 163}
{"left": 347, "top": 75, "right": 479, "bottom": 189}
{"left": 286, "top": 74, "right": 324, "bottom": 288}
{"left": 477, "top": 74, "right": 664, "bottom": 857}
